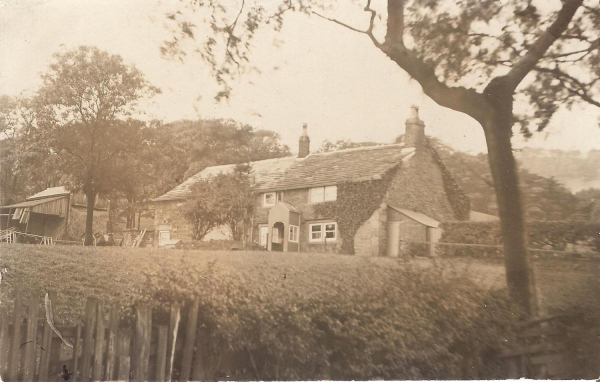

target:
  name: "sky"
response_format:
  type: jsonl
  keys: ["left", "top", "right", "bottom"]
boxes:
{"left": 1, "top": 0, "right": 599, "bottom": 155}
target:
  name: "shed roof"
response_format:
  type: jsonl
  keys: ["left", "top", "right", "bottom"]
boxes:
{"left": 26, "top": 186, "right": 70, "bottom": 200}
{"left": 0, "top": 196, "right": 66, "bottom": 209}
{"left": 388, "top": 205, "right": 440, "bottom": 228}
{"left": 153, "top": 143, "right": 414, "bottom": 202}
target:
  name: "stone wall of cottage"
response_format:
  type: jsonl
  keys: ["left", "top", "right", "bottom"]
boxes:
{"left": 153, "top": 200, "right": 194, "bottom": 243}
{"left": 353, "top": 207, "right": 387, "bottom": 256}
{"left": 385, "top": 147, "right": 456, "bottom": 222}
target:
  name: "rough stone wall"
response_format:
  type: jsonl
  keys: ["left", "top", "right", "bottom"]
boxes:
{"left": 385, "top": 147, "right": 456, "bottom": 222}
{"left": 354, "top": 207, "right": 387, "bottom": 256}
{"left": 152, "top": 200, "right": 194, "bottom": 242}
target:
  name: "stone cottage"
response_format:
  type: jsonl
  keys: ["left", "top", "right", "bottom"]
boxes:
{"left": 151, "top": 106, "right": 470, "bottom": 256}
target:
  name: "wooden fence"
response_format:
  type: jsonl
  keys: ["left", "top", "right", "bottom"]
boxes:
{"left": 500, "top": 314, "right": 573, "bottom": 378}
{"left": 0, "top": 285, "right": 209, "bottom": 381}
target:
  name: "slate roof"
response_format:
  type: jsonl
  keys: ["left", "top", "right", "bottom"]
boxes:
{"left": 153, "top": 143, "right": 415, "bottom": 202}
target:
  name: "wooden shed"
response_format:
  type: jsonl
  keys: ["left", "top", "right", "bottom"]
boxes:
{"left": 0, "top": 187, "right": 109, "bottom": 243}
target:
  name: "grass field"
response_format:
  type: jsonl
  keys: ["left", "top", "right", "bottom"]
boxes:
{"left": 0, "top": 244, "right": 597, "bottom": 324}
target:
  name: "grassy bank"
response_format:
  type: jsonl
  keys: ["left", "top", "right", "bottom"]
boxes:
{"left": 0, "top": 244, "right": 598, "bottom": 379}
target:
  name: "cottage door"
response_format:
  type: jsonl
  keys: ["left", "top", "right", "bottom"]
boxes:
{"left": 259, "top": 226, "right": 269, "bottom": 248}
{"left": 387, "top": 221, "right": 400, "bottom": 257}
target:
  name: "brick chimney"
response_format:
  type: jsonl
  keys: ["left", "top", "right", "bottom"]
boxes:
{"left": 404, "top": 105, "right": 425, "bottom": 147}
{"left": 298, "top": 123, "right": 310, "bottom": 158}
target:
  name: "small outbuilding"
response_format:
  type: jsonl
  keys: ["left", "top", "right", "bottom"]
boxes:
{"left": 0, "top": 187, "right": 109, "bottom": 243}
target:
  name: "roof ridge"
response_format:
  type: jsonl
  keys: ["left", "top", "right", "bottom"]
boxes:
{"left": 305, "top": 143, "right": 405, "bottom": 158}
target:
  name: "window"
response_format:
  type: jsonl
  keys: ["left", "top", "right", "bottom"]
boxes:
{"left": 309, "top": 224, "right": 322, "bottom": 242}
{"left": 324, "top": 186, "right": 337, "bottom": 201}
{"left": 310, "top": 187, "right": 324, "bottom": 203}
{"left": 309, "top": 222, "right": 337, "bottom": 243}
{"left": 325, "top": 223, "right": 337, "bottom": 242}
{"left": 309, "top": 185, "right": 337, "bottom": 203}
{"left": 289, "top": 225, "right": 299, "bottom": 242}
{"left": 263, "top": 192, "right": 276, "bottom": 207}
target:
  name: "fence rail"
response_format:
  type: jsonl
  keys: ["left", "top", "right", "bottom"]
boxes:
{"left": 402, "top": 240, "right": 599, "bottom": 258}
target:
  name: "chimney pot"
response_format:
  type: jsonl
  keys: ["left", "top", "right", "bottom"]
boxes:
{"left": 298, "top": 123, "right": 310, "bottom": 158}
{"left": 404, "top": 105, "right": 425, "bottom": 147}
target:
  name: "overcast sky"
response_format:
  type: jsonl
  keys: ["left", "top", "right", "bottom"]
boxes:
{"left": 1, "top": 0, "right": 599, "bottom": 154}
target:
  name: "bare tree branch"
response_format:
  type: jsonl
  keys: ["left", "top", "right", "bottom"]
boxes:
{"left": 312, "top": 11, "right": 370, "bottom": 36}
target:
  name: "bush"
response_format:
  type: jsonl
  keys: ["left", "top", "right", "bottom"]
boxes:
{"left": 144, "top": 258, "right": 520, "bottom": 380}
{"left": 439, "top": 221, "right": 600, "bottom": 258}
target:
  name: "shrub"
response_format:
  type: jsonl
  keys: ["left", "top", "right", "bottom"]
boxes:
{"left": 144, "top": 258, "right": 520, "bottom": 380}
{"left": 439, "top": 221, "right": 600, "bottom": 258}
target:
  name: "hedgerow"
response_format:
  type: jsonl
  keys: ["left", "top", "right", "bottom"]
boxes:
{"left": 144, "top": 258, "right": 521, "bottom": 380}
{"left": 439, "top": 221, "right": 600, "bottom": 258}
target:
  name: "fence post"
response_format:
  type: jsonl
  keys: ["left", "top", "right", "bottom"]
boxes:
{"left": 191, "top": 327, "right": 206, "bottom": 380}
{"left": 23, "top": 295, "right": 40, "bottom": 380}
{"left": 92, "top": 301, "right": 106, "bottom": 381}
{"left": 39, "top": 291, "right": 57, "bottom": 382}
{"left": 8, "top": 283, "right": 24, "bottom": 381}
{"left": 105, "top": 303, "right": 119, "bottom": 380}
{"left": 155, "top": 325, "right": 168, "bottom": 381}
{"left": 0, "top": 307, "right": 10, "bottom": 378}
{"left": 132, "top": 304, "right": 151, "bottom": 381}
{"left": 116, "top": 330, "right": 131, "bottom": 381}
{"left": 180, "top": 298, "right": 200, "bottom": 381}
{"left": 72, "top": 324, "right": 82, "bottom": 381}
{"left": 166, "top": 304, "right": 180, "bottom": 381}
{"left": 81, "top": 297, "right": 98, "bottom": 382}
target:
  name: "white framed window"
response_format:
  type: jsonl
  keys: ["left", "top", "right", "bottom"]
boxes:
{"left": 309, "top": 222, "right": 337, "bottom": 243}
{"left": 310, "top": 187, "right": 325, "bottom": 203}
{"left": 324, "top": 185, "right": 337, "bottom": 201}
{"left": 309, "top": 185, "right": 337, "bottom": 203}
{"left": 263, "top": 192, "right": 276, "bottom": 207}
{"left": 325, "top": 223, "right": 337, "bottom": 242}
{"left": 289, "top": 225, "right": 299, "bottom": 242}
{"left": 309, "top": 223, "right": 322, "bottom": 242}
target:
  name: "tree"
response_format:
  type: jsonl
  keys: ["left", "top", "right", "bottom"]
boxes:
{"left": 183, "top": 164, "right": 255, "bottom": 243}
{"left": 34, "top": 46, "right": 159, "bottom": 245}
{"left": 163, "top": 0, "right": 599, "bottom": 315}
{"left": 0, "top": 96, "right": 61, "bottom": 204}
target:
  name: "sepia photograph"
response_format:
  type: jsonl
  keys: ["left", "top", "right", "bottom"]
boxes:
{"left": 0, "top": 0, "right": 599, "bottom": 380}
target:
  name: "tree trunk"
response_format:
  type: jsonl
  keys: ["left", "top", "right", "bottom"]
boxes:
{"left": 483, "top": 109, "right": 538, "bottom": 317}
{"left": 84, "top": 190, "right": 96, "bottom": 246}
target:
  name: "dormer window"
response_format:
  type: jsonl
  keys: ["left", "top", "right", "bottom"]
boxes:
{"left": 309, "top": 185, "right": 337, "bottom": 204}
{"left": 263, "top": 192, "right": 283, "bottom": 207}
{"left": 263, "top": 192, "right": 276, "bottom": 207}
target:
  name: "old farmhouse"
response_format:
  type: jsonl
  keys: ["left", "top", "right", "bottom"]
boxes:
{"left": 152, "top": 107, "right": 470, "bottom": 256}
{"left": 0, "top": 187, "right": 109, "bottom": 243}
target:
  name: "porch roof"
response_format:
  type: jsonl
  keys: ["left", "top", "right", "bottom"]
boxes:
{"left": 388, "top": 205, "right": 440, "bottom": 228}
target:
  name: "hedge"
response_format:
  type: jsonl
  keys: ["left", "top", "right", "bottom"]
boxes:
{"left": 438, "top": 221, "right": 600, "bottom": 258}
{"left": 144, "top": 259, "right": 521, "bottom": 380}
